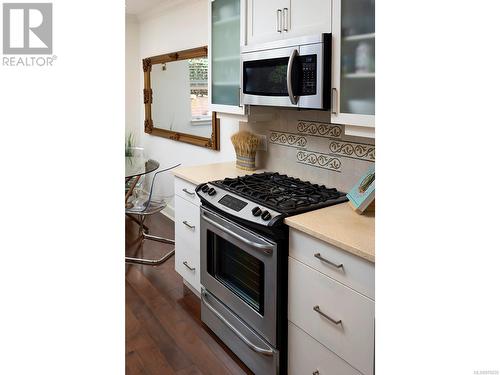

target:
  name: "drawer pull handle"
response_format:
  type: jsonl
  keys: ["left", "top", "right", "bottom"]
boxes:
{"left": 313, "top": 371, "right": 320, "bottom": 375}
{"left": 313, "top": 305, "right": 342, "bottom": 326}
{"left": 182, "top": 188, "right": 195, "bottom": 196}
{"left": 314, "top": 253, "right": 343, "bottom": 269}
{"left": 182, "top": 220, "right": 195, "bottom": 229}
{"left": 183, "top": 261, "right": 195, "bottom": 271}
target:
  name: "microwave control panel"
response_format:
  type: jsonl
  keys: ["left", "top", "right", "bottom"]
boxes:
{"left": 299, "top": 55, "right": 317, "bottom": 95}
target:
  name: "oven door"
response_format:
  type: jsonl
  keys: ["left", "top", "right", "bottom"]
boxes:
{"left": 200, "top": 206, "right": 277, "bottom": 346}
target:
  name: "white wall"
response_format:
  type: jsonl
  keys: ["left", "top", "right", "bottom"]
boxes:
{"left": 126, "top": 0, "right": 239, "bottom": 214}
{"left": 125, "top": 14, "right": 141, "bottom": 137}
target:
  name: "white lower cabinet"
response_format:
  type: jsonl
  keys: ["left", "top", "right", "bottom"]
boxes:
{"left": 288, "top": 321, "right": 361, "bottom": 375}
{"left": 174, "top": 177, "right": 201, "bottom": 293}
{"left": 289, "top": 229, "right": 375, "bottom": 299}
{"left": 174, "top": 177, "right": 200, "bottom": 205}
{"left": 288, "top": 232, "right": 375, "bottom": 375}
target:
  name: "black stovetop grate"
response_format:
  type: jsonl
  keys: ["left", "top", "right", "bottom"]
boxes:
{"left": 212, "top": 172, "right": 348, "bottom": 214}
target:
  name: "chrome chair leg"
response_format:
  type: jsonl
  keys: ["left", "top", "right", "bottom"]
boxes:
{"left": 142, "top": 232, "right": 175, "bottom": 244}
{"left": 137, "top": 214, "right": 174, "bottom": 245}
{"left": 140, "top": 214, "right": 145, "bottom": 236}
{"left": 125, "top": 248, "right": 175, "bottom": 266}
{"left": 126, "top": 213, "right": 175, "bottom": 266}
{"left": 126, "top": 213, "right": 149, "bottom": 233}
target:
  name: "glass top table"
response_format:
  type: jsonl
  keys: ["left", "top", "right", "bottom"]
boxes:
{"left": 125, "top": 156, "right": 160, "bottom": 180}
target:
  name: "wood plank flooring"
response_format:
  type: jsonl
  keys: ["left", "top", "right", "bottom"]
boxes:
{"left": 126, "top": 213, "right": 252, "bottom": 375}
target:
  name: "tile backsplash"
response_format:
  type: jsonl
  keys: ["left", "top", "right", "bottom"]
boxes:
{"left": 240, "top": 109, "right": 375, "bottom": 192}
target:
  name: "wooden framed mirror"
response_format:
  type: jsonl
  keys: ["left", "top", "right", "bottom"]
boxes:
{"left": 143, "top": 46, "right": 219, "bottom": 150}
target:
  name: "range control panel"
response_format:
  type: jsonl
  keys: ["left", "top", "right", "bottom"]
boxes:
{"left": 196, "top": 183, "right": 282, "bottom": 227}
{"left": 218, "top": 194, "right": 248, "bottom": 212}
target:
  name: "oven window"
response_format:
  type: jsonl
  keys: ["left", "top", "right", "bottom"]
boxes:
{"left": 207, "top": 231, "right": 265, "bottom": 314}
{"left": 243, "top": 57, "right": 289, "bottom": 96}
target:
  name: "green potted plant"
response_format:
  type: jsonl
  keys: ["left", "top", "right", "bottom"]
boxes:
{"left": 125, "top": 131, "right": 135, "bottom": 157}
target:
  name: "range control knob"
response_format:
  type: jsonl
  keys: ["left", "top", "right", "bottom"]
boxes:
{"left": 208, "top": 188, "right": 216, "bottom": 196}
{"left": 201, "top": 184, "right": 210, "bottom": 193}
{"left": 261, "top": 210, "right": 272, "bottom": 221}
{"left": 251, "top": 207, "right": 262, "bottom": 216}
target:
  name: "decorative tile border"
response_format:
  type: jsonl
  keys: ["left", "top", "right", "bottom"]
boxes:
{"left": 269, "top": 131, "right": 307, "bottom": 148}
{"left": 296, "top": 150, "right": 342, "bottom": 173}
{"left": 267, "top": 121, "right": 375, "bottom": 174}
{"left": 328, "top": 140, "right": 375, "bottom": 162}
{"left": 297, "top": 121, "right": 342, "bottom": 139}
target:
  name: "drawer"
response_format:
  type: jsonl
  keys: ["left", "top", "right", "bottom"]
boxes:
{"left": 174, "top": 177, "right": 200, "bottom": 206}
{"left": 288, "top": 257, "right": 374, "bottom": 375}
{"left": 174, "top": 195, "right": 201, "bottom": 292}
{"left": 288, "top": 321, "right": 361, "bottom": 375}
{"left": 289, "top": 229, "right": 374, "bottom": 300}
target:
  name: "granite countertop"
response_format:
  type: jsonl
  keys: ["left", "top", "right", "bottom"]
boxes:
{"left": 284, "top": 203, "right": 375, "bottom": 263}
{"left": 173, "top": 162, "right": 374, "bottom": 262}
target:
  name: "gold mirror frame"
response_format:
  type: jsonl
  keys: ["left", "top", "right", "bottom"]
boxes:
{"left": 142, "top": 46, "right": 219, "bottom": 150}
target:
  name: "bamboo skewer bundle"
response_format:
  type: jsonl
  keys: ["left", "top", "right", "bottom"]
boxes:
{"left": 231, "top": 131, "right": 260, "bottom": 171}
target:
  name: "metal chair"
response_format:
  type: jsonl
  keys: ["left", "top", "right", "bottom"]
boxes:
{"left": 125, "top": 163, "right": 180, "bottom": 266}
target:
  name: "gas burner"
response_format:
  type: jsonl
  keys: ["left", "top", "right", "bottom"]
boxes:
{"left": 212, "top": 172, "right": 347, "bottom": 215}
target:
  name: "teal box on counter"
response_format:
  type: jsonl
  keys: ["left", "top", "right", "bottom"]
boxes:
{"left": 347, "top": 165, "right": 375, "bottom": 213}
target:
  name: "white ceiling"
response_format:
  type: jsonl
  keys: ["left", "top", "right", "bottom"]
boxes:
{"left": 125, "top": 0, "right": 169, "bottom": 15}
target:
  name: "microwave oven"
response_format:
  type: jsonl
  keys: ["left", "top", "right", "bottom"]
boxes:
{"left": 241, "top": 34, "right": 331, "bottom": 110}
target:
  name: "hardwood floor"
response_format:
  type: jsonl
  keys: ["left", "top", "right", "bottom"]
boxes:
{"left": 126, "top": 213, "right": 253, "bottom": 375}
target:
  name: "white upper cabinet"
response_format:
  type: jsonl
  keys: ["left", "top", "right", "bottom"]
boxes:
{"left": 331, "top": 0, "right": 375, "bottom": 137}
{"left": 247, "top": 0, "right": 332, "bottom": 46}
{"left": 247, "top": 0, "right": 287, "bottom": 45}
{"left": 286, "top": 0, "right": 332, "bottom": 39}
{"left": 209, "top": 0, "right": 247, "bottom": 115}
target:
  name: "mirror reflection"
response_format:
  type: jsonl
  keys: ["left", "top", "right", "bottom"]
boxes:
{"left": 150, "top": 56, "right": 212, "bottom": 138}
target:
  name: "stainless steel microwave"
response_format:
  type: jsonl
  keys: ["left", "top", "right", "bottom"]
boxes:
{"left": 241, "top": 34, "right": 331, "bottom": 110}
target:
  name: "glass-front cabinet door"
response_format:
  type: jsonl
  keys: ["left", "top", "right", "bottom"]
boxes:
{"left": 332, "top": 0, "right": 375, "bottom": 135}
{"left": 210, "top": 0, "right": 245, "bottom": 115}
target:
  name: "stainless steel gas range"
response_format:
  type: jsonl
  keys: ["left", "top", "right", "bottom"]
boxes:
{"left": 195, "top": 172, "right": 348, "bottom": 375}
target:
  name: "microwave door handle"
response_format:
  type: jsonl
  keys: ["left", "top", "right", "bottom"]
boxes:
{"left": 287, "top": 49, "right": 299, "bottom": 105}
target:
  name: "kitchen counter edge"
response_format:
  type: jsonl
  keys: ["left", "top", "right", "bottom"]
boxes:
{"left": 284, "top": 204, "right": 375, "bottom": 263}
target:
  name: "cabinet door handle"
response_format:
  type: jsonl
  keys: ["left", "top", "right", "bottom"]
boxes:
{"left": 182, "top": 188, "right": 195, "bottom": 196}
{"left": 182, "top": 220, "right": 195, "bottom": 229}
{"left": 276, "top": 9, "right": 282, "bottom": 33}
{"left": 331, "top": 88, "right": 338, "bottom": 114}
{"left": 183, "top": 261, "right": 195, "bottom": 271}
{"left": 314, "top": 253, "right": 343, "bottom": 269}
{"left": 283, "top": 8, "right": 289, "bottom": 32}
{"left": 313, "top": 305, "right": 342, "bottom": 326}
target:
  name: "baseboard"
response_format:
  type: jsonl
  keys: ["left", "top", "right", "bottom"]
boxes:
{"left": 183, "top": 279, "right": 201, "bottom": 299}
{"left": 160, "top": 202, "right": 175, "bottom": 221}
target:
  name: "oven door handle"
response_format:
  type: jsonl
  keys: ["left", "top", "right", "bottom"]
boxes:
{"left": 287, "top": 48, "right": 299, "bottom": 105}
{"left": 201, "top": 213, "right": 274, "bottom": 255}
{"left": 201, "top": 290, "right": 275, "bottom": 357}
